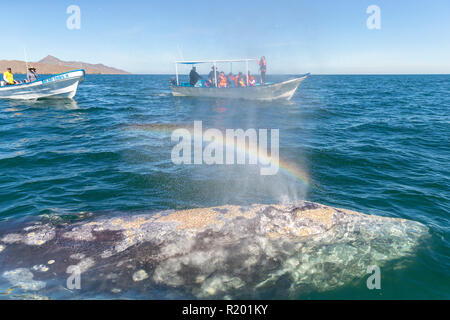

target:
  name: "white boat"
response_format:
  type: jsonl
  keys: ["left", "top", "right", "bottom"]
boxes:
{"left": 171, "top": 59, "right": 308, "bottom": 101}
{"left": 0, "top": 69, "right": 85, "bottom": 100}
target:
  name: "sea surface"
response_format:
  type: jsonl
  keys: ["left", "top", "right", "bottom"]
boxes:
{"left": 0, "top": 74, "right": 448, "bottom": 299}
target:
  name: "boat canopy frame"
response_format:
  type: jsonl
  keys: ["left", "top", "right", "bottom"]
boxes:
{"left": 174, "top": 59, "right": 258, "bottom": 87}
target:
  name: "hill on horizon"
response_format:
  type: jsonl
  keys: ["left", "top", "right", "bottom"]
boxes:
{"left": 0, "top": 55, "right": 130, "bottom": 75}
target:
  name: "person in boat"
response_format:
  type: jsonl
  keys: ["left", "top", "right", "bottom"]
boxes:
{"left": 227, "top": 73, "right": 236, "bottom": 87}
{"left": 247, "top": 72, "right": 256, "bottom": 86}
{"left": 170, "top": 78, "right": 177, "bottom": 86}
{"left": 3, "top": 68, "right": 16, "bottom": 85}
{"left": 237, "top": 72, "right": 246, "bottom": 87}
{"left": 234, "top": 73, "right": 240, "bottom": 87}
{"left": 26, "top": 67, "right": 38, "bottom": 82}
{"left": 189, "top": 66, "right": 202, "bottom": 87}
{"left": 257, "top": 56, "right": 267, "bottom": 85}
{"left": 208, "top": 66, "right": 219, "bottom": 87}
{"left": 218, "top": 71, "right": 228, "bottom": 88}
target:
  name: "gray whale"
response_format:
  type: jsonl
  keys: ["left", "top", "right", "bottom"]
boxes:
{"left": 0, "top": 201, "right": 428, "bottom": 299}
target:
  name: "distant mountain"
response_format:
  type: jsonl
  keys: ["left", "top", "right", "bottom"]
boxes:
{"left": 0, "top": 55, "right": 130, "bottom": 75}
{"left": 38, "top": 55, "right": 64, "bottom": 66}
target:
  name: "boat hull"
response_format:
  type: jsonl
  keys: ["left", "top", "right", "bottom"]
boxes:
{"left": 0, "top": 70, "right": 85, "bottom": 100}
{"left": 171, "top": 75, "right": 307, "bottom": 101}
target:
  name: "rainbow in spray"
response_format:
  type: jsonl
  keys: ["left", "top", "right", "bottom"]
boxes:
{"left": 126, "top": 122, "right": 311, "bottom": 186}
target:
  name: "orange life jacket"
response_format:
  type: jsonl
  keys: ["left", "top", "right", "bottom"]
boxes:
{"left": 218, "top": 75, "right": 227, "bottom": 88}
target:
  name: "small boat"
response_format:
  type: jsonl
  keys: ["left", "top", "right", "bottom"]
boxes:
{"left": 171, "top": 59, "right": 308, "bottom": 101}
{"left": 0, "top": 69, "right": 85, "bottom": 100}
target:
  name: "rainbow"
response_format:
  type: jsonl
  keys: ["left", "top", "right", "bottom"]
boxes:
{"left": 126, "top": 123, "right": 311, "bottom": 186}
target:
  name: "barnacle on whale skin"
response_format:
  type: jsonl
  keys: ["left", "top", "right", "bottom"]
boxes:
{"left": 0, "top": 201, "right": 429, "bottom": 299}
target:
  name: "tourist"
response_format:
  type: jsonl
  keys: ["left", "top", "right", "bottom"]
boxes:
{"left": 3, "top": 68, "right": 16, "bottom": 85}
{"left": 189, "top": 66, "right": 202, "bottom": 86}
{"left": 258, "top": 56, "right": 267, "bottom": 84}
{"left": 218, "top": 72, "right": 228, "bottom": 88}
{"left": 235, "top": 73, "right": 240, "bottom": 87}
{"left": 208, "top": 66, "right": 219, "bottom": 87}
{"left": 27, "top": 67, "right": 38, "bottom": 82}
{"left": 227, "top": 73, "right": 236, "bottom": 87}
{"left": 247, "top": 72, "right": 256, "bottom": 86}
{"left": 237, "top": 72, "right": 246, "bottom": 87}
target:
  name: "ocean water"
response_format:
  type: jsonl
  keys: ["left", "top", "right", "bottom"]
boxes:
{"left": 0, "top": 74, "right": 448, "bottom": 299}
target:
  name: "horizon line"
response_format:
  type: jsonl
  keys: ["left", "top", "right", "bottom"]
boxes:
{"left": 94, "top": 73, "right": 450, "bottom": 76}
{"left": 11, "top": 72, "right": 450, "bottom": 76}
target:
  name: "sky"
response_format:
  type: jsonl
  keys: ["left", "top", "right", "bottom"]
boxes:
{"left": 1, "top": 0, "right": 450, "bottom": 74}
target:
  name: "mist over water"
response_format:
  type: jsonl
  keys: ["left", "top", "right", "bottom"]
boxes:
{"left": 0, "top": 74, "right": 448, "bottom": 298}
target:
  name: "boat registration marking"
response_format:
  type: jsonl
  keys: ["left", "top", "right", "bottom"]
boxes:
{"left": 42, "top": 74, "right": 69, "bottom": 84}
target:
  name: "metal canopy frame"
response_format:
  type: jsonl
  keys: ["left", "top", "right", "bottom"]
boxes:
{"left": 174, "top": 59, "right": 258, "bottom": 87}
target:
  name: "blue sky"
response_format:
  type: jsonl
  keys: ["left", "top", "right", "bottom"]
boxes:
{"left": 1, "top": 0, "right": 449, "bottom": 74}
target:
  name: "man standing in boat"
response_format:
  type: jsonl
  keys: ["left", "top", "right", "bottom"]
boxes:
{"left": 189, "top": 66, "right": 202, "bottom": 87}
{"left": 208, "top": 66, "right": 219, "bottom": 87}
{"left": 258, "top": 56, "right": 267, "bottom": 85}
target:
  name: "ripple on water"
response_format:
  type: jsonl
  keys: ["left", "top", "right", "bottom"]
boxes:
{"left": 0, "top": 74, "right": 448, "bottom": 298}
